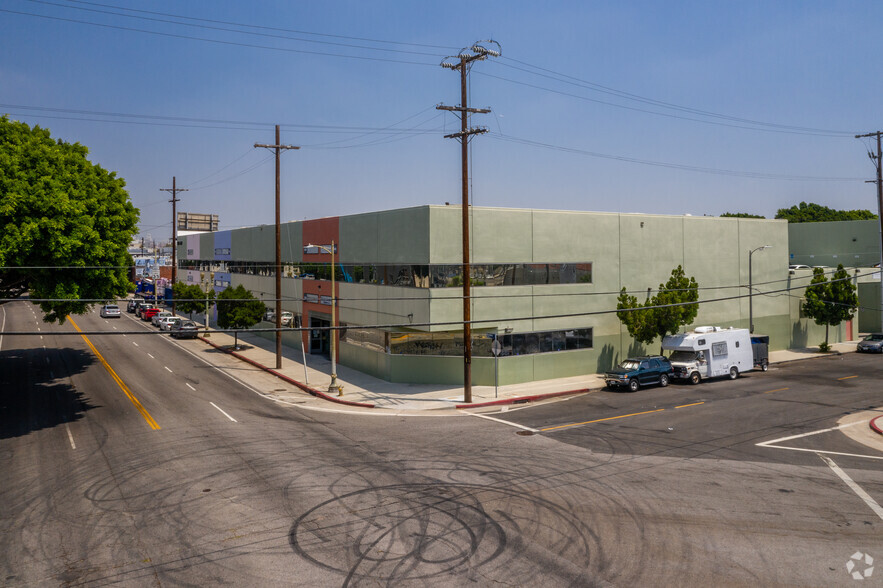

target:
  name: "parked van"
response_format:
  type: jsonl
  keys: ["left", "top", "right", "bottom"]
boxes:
{"left": 662, "top": 326, "right": 764, "bottom": 384}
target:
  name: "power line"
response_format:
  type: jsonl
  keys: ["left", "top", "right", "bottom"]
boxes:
{"left": 5, "top": 277, "right": 877, "bottom": 335}
{"left": 488, "top": 133, "right": 864, "bottom": 182}
{"left": 492, "top": 58, "right": 856, "bottom": 137}
{"left": 0, "top": 8, "right": 440, "bottom": 66}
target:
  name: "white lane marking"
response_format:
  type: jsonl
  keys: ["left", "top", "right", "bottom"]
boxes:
{"left": 164, "top": 366, "right": 172, "bottom": 373}
{"left": 468, "top": 411, "right": 539, "bottom": 433}
{"left": 756, "top": 420, "right": 883, "bottom": 461}
{"left": 757, "top": 421, "right": 864, "bottom": 446}
{"left": 186, "top": 383, "right": 195, "bottom": 391}
{"left": 210, "top": 402, "right": 238, "bottom": 423}
{"left": 0, "top": 306, "right": 5, "bottom": 351}
{"left": 147, "top": 353, "right": 155, "bottom": 359}
{"left": 818, "top": 454, "right": 883, "bottom": 521}
{"left": 40, "top": 335, "right": 43, "bottom": 340}
{"left": 132, "top": 341, "right": 139, "bottom": 347}
{"left": 166, "top": 335, "right": 452, "bottom": 418}
{"left": 113, "top": 326, "right": 117, "bottom": 330}
{"left": 65, "top": 423, "right": 76, "bottom": 450}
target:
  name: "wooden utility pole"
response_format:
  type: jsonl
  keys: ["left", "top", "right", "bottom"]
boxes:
{"left": 855, "top": 131, "right": 883, "bottom": 332}
{"left": 160, "top": 177, "right": 187, "bottom": 314}
{"left": 437, "top": 40, "right": 500, "bottom": 403}
{"left": 255, "top": 126, "right": 299, "bottom": 369}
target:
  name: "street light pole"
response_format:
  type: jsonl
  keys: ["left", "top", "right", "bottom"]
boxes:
{"left": 306, "top": 242, "right": 340, "bottom": 395}
{"left": 749, "top": 245, "right": 771, "bottom": 333}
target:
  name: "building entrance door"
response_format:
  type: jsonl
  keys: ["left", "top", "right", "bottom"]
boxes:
{"left": 310, "top": 316, "right": 330, "bottom": 355}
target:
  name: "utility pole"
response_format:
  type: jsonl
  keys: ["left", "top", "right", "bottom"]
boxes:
{"left": 855, "top": 131, "right": 883, "bottom": 332}
{"left": 255, "top": 125, "right": 299, "bottom": 369}
{"left": 160, "top": 176, "right": 187, "bottom": 314}
{"left": 437, "top": 40, "right": 501, "bottom": 404}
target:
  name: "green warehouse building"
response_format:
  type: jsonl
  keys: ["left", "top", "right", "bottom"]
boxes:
{"left": 177, "top": 205, "right": 859, "bottom": 386}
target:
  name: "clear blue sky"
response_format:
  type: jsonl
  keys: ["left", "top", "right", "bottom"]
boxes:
{"left": 3, "top": 1, "right": 882, "bottom": 244}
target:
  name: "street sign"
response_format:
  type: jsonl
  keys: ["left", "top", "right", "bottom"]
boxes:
{"left": 492, "top": 339, "right": 502, "bottom": 356}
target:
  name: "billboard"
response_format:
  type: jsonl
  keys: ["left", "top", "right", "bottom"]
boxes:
{"left": 177, "top": 212, "right": 219, "bottom": 232}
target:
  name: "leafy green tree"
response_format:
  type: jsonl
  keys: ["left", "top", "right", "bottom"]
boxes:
{"left": 801, "top": 264, "right": 857, "bottom": 350}
{"left": 0, "top": 116, "right": 139, "bottom": 322}
{"left": 172, "top": 282, "right": 213, "bottom": 321}
{"left": 617, "top": 266, "right": 699, "bottom": 353}
{"left": 720, "top": 212, "right": 766, "bottom": 219}
{"left": 775, "top": 201, "right": 876, "bottom": 223}
{"left": 215, "top": 284, "right": 266, "bottom": 348}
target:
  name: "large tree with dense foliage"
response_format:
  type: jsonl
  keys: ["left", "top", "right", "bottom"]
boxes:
{"left": 171, "top": 282, "right": 214, "bottom": 321}
{"left": 775, "top": 201, "right": 876, "bottom": 223}
{"left": 617, "top": 265, "right": 699, "bottom": 353}
{"left": 0, "top": 116, "right": 139, "bottom": 322}
{"left": 801, "top": 264, "right": 857, "bottom": 350}
{"left": 720, "top": 212, "right": 766, "bottom": 219}
{"left": 215, "top": 284, "right": 266, "bottom": 348}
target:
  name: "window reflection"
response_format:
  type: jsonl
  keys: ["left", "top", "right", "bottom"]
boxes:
{"left": 189, "top": 260, "right": 592, "bottom": 288}
{"left": 374, "top": 328, "right": 593, "bottom": 357}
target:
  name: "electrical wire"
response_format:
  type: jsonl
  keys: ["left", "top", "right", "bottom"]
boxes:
{"left": 5, "top": 277, "right": 878, "bottom": 336}
{"left": 487, "top": 133, "right": 864, "bottom": 182}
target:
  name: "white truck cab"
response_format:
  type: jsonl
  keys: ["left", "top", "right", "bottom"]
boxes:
{"left": 662, "top": 326, "right": 760, "bottom": 384}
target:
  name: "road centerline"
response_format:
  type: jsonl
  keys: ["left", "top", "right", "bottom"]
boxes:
{"left": 68, "top": 316, "right": 160, "bottom": 430}
{"left": 540, "top": 408, "right": 666, "bottom": 433}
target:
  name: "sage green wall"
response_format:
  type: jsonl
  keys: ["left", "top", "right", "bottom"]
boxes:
{"left": 341, "top": 207, "right": 431, "bottom": 263}
{"left": 788, "top": 220, "right": 879, "bottom": 267}
{"left": 859, "top": 281, "right": 882, "bottom": 333}
{"left": 183, "top": 206, "right": 863, "bottom": 386}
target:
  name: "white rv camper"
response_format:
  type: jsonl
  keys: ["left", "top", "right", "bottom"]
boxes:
{"left": 662, "top": 326, "right": 761, "bottom": 384}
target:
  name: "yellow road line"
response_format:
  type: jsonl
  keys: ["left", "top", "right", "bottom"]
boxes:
{"left": 764, "top": 387, "right": 790, "bottom": 394}
{"left": 675, "top": 401, "right": 704, "bottom": 409}
{"left": 68, "top": 316, "right": 160, "bottom": 430}
{"left": 837, "top": 375, "right": 858, "bottom": 381}
{"left": 540, "top": 408, "right": 665, "bottom": 432}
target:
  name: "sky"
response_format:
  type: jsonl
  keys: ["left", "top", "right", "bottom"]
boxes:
{"left": 3, "top": 1, "right": 883, "bottom": 245}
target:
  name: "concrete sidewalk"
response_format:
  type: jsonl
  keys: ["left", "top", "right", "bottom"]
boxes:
{"left": 190, "top": 326, "right": 861, "bottom": 412}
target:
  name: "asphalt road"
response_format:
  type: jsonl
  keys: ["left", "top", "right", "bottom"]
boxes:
{"left": 1, "top": 300, "right": 882, "bottom": 587}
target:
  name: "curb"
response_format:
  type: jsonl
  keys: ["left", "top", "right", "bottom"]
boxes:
{"left": 871, "top": 416, "right": 883, "bottom": 436}
{"left": 198, "top": 337, "right": 375, "bottom": 409}
{"left": 456, "top": 388, "right": 591, "bottom": 409}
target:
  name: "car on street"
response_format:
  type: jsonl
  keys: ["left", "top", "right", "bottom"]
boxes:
{"left": 151, "top": 311, "right": 173, "bottom": 327}
{"left": 170, "top": 320, "right": 200, "bottom": 339}
{"left": 158, "top": 316, "right": 182, "bottom": 331}
{"left": 127, "top": 298, "right": 144, "bottom": 313}
{"left": 857, "top": 333, "right": 883, "bottom": 353}
{"left": 135, "top": 303, "right": 154, "bottom": 318}
{"left": 99, "top": 304, "right": 121, "bottom": 318}
{"left": 604, "top": 355, "right": 673, "bottom": 392}
{"left": 141, "top": 307, "right": 161, "bottom": 322}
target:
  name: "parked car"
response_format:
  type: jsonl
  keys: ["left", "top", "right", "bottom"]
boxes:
{"left": 99, "top": 304, "right": 121, "bottom": 318}
{"left": 141, "top": 307, "right": 161, "bottom": 321}
{"left": 151, "top": 311, "right": 173, "bottom": 327}
{"left": 170, "top": 320, "right": 200, "bottom": 339}
{"left": 281, "top": 311, "right": 294, "bottom": 327}
{"left": 127, "top": 298, "right": 144, "bottom": 313}
{"left": 788, "top": 264, "right": 811, "bottom": 270}
{"left": 159, "top": 316, "right": 182, "bottom": 331}
{"left": 604, "top": 356, "right": 673, "bottom": 392}
{"left": 135, "top": 303, "right": 154, "bottom": 318}
{"left": 857, "top": 333, "right": 883, "bottom": 353}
